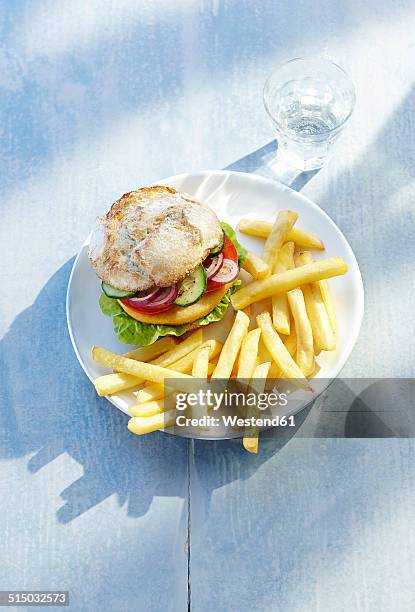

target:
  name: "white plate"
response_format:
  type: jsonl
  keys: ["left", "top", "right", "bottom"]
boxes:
{"left": 66, "top": 170, "right": 364, "bottom": 438}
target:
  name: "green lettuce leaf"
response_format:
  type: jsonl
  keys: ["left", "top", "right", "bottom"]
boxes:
{"left": 99, "top": 281, "right": 241, "bottom": 346}
{"left": 221, "top": 221, "right": 248, "bottom": 266}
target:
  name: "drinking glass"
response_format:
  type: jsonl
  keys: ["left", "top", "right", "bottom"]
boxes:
{"left": 263, "top": 57, "right": 356, "bottom": 171}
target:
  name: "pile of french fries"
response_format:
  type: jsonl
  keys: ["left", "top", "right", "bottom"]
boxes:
{"left": 92, "top": 210, "right": 347, "bottom": 454}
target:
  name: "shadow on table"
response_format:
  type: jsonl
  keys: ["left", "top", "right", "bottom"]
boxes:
{"left": 0, "top": 256, "right": 303, "bottom": 524}
{"left": 225, "top": 139, "right": 319, "bottom": 190}
{"left": 0, "top": 259, "right": 190, "bottom": 523}
{"left": 0, "top": 258, "right": 293, "bottom": 523}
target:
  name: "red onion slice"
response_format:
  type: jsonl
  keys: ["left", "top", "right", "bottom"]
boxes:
{"left": 211, "top": 258, "right": 239, "bottom": 284}
{"left": 204, "top": 252, "right": 224, "bottom": 279}
{"left": 145, "top": 284, "right": 178, "bottom": 307}
{"left": 125, "top": 287, "right": 161, "bottom": 306}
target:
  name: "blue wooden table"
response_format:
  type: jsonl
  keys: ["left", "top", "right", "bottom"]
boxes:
{"left": 1, "top": 1, "right": 415, "bottom": 610}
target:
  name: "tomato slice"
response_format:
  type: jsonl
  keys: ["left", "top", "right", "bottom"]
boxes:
{"left": 221, "top": 235, "right": 238, "bottom": 264}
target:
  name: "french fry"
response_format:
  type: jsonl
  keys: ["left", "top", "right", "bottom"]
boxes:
{"left": 137, "top": 359, "right": 221, "bottom": 401}
{"left": 143, "top": 339, "right": 222, "bottom": 385}
{"left": 268, "top": 362, "right": 282, "bottom": 378}
{"left": 135, "top": 383, "right": 165, "bottom": 404}
{"left": 237, "top": 328, "right": 261, "bottom": 380}
{"left": 318, "top": 279, "right": 336, "bottom": 332}
{"left": 230, "top": 360, "right": 239, "bottom": 379}
{"left": 242, "top": 251, "right": 270, "bottom": 280}
{"left": 271, "top": 242, "right": 294, "bottom": 335}
{"left": 151, "top": 329, "right": 203, "bottom": 366}
{"left": 212, "top": 311, "right": 250, "bottom": 379}
{"left": 192, "top": 344, "right": 211, "bottom": 378}
{"left": 238, "top": 218, "right": 324, "bottom": 250}
{"left": 167, "top": 340, "right": 222, "bottom": 373}
{"left": 287, "top": 289, "right": 315, "bottom": 376}
{"left": 262, "top": 210, "right": 298, "bottom": 268}
{"left": 130, "top": 398, "right": 166, "bottom": 417}
{"left": 256, "top": 312, "right": 311, "bottom": 390}
{"left": 250, "top": 297, "right": 272, "bottom": 322}
{"left": 295, "top": 252, "right": 336, "bottom": 351}
{"left": 94, "top": 331, "right": 203, "bottom": 396}
{"left": 191, "top": 344, "right": 211, "bottom": 425}
{"left": 283, "top": 327, "right": 297, "bottom": 357}
{"left": 123, "top": 337, "right": 177, "bottom": 361}
{"left": 257, "top": 339, "right": 281, "bottom": 378}
{"left": 231, "top": 257, "right": 348, "bottom": 310}
{"left": 92, "top": 347, "right": 193, "bottom": 385}
{"left": 94, "top": 372, "right": 145, "bottom": 397}
{"left": 128, "top": 410, "right": 176, "bottom": 435}
{"left": 243, "top": 361, "right": 271, "bottom": 454}
{"left": 274, "top": 241, "right": 294, "bottom": 271}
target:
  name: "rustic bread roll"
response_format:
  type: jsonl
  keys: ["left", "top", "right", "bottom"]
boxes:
{"left": 88, "top": 185, "right": 223, "bottom": 292}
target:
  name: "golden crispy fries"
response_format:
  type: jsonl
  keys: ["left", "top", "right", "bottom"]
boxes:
{"left": 250, "top": 297, "right": 272, "bottom": 322}
{"left": 168, "top": 340, "right": 222, "bottom": 372}
{"left": 135, "top": 383, "right": 165, "bottom": 404}
{"left": 271, "top": 242, "right": 295, "bottom": 334}
{"left": 274, "top": 241, "right": 295, "bottom": 272}
{"left": 143, "top": 340, "right": 222, "bottom": 383}
{"left": 92, "top": 347, "right": 193, "bottom": 385}
{"left": 231, "top": 257, "right": 348, "bottom": 310}
{"left": 97, "top": 338, "right": 221, "bottom": 397}
{"left": 212, "top": 311, "right": 250, "bottom": 379}
{"left": 258, "top": 339, "right": 282, "bottom": 378}
{"left": 295, "top": 252, "right": 336, "bottom": 351}
{"left": 289, "top": 227, "right": 324, "bottom": 250}
{"left": 128, "top": 410, "right": 176, "bottom": 435}
{"left": 238, "top": 218, "right": 324, "bottom": 250}
{"left": 287, "top": 289, "right": 315, "bottom": 376}
{"left": 191, "top": 344, "right": 211, "bottom": 379}
{"left": 130, "top": 398, "right": 166, "bottom": 417}
{"left": 230, "top": 360, "right": 239, "bottom": 379}
{"left": 191, "top": 344, "right": 211, "bottom": 426}
{"left": 262, "top": 210, "right": 298, "bottom": 269}
{"left": 256, "top": 312, "right": 311, "bottom": 390}
{"left": 238, "top": 218, "right": 274, "bottom": 238}
{"left": 318, "top": 279, "right": 336, "bottom": 332}
{"left": 242, "top": 251, "right": 270, "bottom": 280}
{"left": 151, "top": 329, "right": 203, "bottom": 366}
{"left": 269, "top": 362, "right": 282, "bottom": 378}
{"left": 123, "top": 337, "right": 177, "bottom": 361}
{"left": 94, "top": 372, "right": 144, "bottom": 397}
{"left": 257, "top": 337, "right": 270, "bottom": 364}
{"left": 243, "top": 361, "right": 271, "bottom": 453}
{"left": 136, "top": 345, "right": 217, "bottom": 410}
{"left": 95, "top": 331, "right": 203, "bottom": 396}
{"left": 237, "top": 328, "right": 261, "bottom": 380}
{"left": 283, "top": 327, "right": 297, "bottom": 357}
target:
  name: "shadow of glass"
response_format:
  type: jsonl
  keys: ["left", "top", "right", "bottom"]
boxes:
{"left": 0, "top": 258, "right": 189, "bottom": 523}
{"left": 344, "top": 379, "right": 415, "bottom": 438}
{"left": 292, "top": 379, "right": 415, "bottom": 438}
{"left": 225, "top": 139, "right": 319, "bottom": 189}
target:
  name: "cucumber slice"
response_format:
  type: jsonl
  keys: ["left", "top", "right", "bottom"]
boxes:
{"left": 101, "top": 282, "right": 137, "bottom": 299}
{"left": 209, "top": 230, "right": 226, "bottom": 256}
{"left": 174, "top": 265, "right": 207, "bottom": 306}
